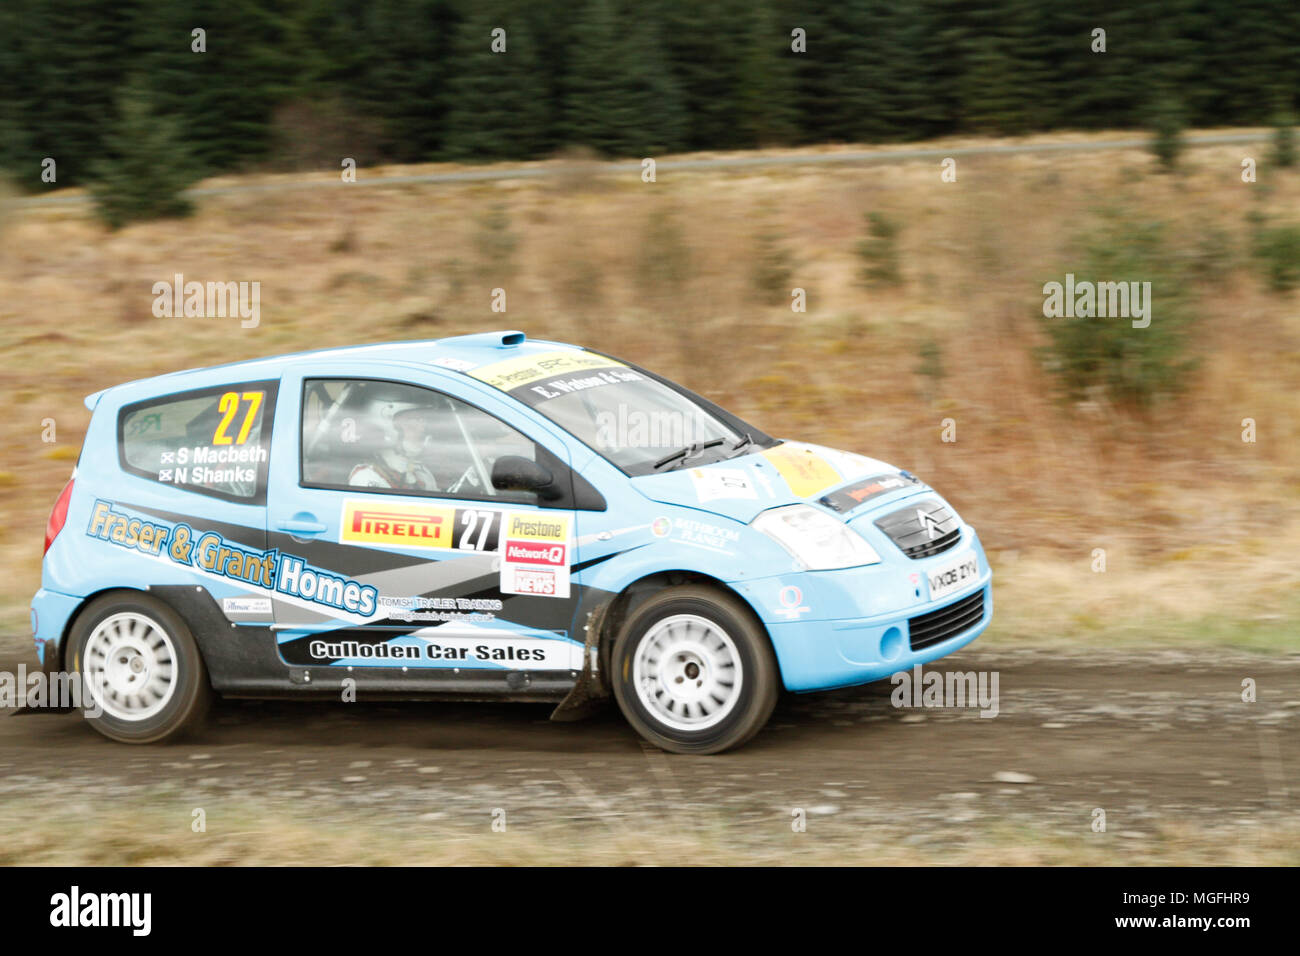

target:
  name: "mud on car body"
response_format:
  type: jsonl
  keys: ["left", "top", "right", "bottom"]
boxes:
{"left": 32, "top": 331, "right": 992, "bottom": 753}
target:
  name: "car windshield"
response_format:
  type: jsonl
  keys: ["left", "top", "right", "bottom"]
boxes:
{"left": 527, "top": 369, "right": 745, "bottom": 475}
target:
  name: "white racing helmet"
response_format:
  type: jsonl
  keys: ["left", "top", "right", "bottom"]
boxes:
{"left": 361, "top": 389, "right": 433, "bottom": 456}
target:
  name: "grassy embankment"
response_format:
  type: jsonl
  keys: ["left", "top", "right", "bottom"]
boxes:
{"left": 1, "top": 129, "right": 1297, "bottom": 656}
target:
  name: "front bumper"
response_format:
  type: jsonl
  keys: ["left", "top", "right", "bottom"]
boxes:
{"left": 765, "top": 580, "right": 992, "bottom": 691}
{"left": 731, "top": 526, "right": 993, "bottom": 692}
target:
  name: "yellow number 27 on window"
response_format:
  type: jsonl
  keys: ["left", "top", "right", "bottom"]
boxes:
{"left": 212, "top": 391, "right": 264, "bottom": 446}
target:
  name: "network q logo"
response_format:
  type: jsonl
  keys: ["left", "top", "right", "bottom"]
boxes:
{"left": 503, "top": 541, "right": 566, "bottom": 565}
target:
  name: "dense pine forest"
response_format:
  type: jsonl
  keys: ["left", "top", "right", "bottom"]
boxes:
{"left": 1, "top": 0, "right": 1297, "bottom": 187}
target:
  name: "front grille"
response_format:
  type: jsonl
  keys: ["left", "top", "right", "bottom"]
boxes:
{"left": 874, "top": 500, "right": 961, "bottom": 559}
{"left": 908, "top": 589, "right": 985, "bottom": 651}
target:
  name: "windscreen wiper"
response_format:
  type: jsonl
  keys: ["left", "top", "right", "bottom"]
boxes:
{"left": 652, "top": 437, "right": 726, "bottom": 470}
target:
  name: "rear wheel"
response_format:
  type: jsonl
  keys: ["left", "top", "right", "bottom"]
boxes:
{"left": 66, "top": 592, "right": 212, "bottom": 744}
{"left": 611, "top": 585, "right": 779, "bottom": 754}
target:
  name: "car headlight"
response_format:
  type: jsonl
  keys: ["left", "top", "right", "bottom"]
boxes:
{"left": 752, "top": 504, "right": 882, "bottom": 570}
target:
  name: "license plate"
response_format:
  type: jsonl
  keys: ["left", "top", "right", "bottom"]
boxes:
{"left": 927, "top": 549, "right": 978, "bottom": 601}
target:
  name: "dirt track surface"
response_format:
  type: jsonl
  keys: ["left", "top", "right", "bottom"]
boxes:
{"left": 2, "top": 643, "right": 1297, "bottom": 855}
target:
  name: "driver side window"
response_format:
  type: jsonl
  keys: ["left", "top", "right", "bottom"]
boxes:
{"left": 300, "top": 378, "right": 540, "bottom": 503}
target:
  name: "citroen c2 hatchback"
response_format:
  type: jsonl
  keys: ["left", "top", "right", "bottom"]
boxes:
{"left": 32, "top": 331, "right": 992, "bottom": 753}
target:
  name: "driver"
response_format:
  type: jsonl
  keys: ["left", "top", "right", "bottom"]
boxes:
{"left": 348, "top": 393, "right": 439, "bottom": 491}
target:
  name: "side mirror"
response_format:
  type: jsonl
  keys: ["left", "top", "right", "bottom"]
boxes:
{"left": 491, "top": 455, "right": 557, "bottom": 498}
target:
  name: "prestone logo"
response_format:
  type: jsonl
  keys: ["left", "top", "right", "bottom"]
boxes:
{"left": 1042, "top": 273, "right": 1151, "bottom": 328}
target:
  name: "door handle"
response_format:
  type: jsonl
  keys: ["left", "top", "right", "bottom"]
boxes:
{"left": 277, "top": 518, "right": 327, "bottom": 535}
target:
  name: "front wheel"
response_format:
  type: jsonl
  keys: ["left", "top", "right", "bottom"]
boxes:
{"left": 611, "top": 585, "right": 779, "bottom": 754}
{"left": 65, "top": 592, "right": 213, "bottom": 744}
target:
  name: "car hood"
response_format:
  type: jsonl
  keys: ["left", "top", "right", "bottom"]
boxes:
{"left": 628, "top": 440, "right": 931, "bottom": 523}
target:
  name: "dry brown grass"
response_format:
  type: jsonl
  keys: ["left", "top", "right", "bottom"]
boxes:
{"left": 1, "top": 129, "right": 1298, "bottom": 644}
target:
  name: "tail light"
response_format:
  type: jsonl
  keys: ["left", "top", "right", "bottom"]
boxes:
{"left": 44, "top": 478, "right": 75, "bottom": 556}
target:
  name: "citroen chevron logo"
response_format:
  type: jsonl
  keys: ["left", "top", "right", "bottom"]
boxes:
{"left": 917, "top": 508, "right": 943, "bottom": 540}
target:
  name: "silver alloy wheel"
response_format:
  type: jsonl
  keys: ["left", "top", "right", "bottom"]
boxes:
{"left": 632, "top": 613, "right": 743, "bottom": 732}
{"left": 83, "top": 612, "right": 178, "bottom": 721}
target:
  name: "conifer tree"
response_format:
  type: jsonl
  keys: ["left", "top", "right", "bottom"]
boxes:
{"left": 562, "top": 0, "right": 685, "bottom": 156}
{"left": 87, "top": 78, "right": 201, "bottom": 229}
{"left": 443, "top": 2, "right": 551, "bottom": 161}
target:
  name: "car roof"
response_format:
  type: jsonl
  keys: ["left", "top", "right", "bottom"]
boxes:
{"left": 85, "top": 331, "right": 578, "bottom": 409}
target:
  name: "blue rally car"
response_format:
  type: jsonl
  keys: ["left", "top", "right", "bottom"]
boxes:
{"left": 32, "top": 331, "right": 991, "bottom": 753}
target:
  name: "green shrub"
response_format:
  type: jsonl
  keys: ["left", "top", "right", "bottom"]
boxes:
{"left": 856, "top": 212, "right": 902, "bottom": 288}
{"left": 750, "top": 229, "right": 795, "bottom": 301}
{"left": 1272, "top": 112, "right": 1297, "bottom": 169}
{"left": 634, "top": 207, "right": 693, "bottom": 306}
{"left": 1251, "top": 223, "right": 1300, "bottom": 292}
{"left": 88, "top": 80, "right": 199, "bottom": 230}
{"left": 1187, "top": 225, "right": 1236, "bottom": 283}
{"left": 1146, "top": 94, "right": 1186, "bottom": 173}
{"left": 473, "top": 204, "right": 519, "bottom": 278}
{"left": 914, "top": 338, "right": 945, "bottom": 401}
{"left": 1037, "top": 216, "right": 1199, "bottom": 408}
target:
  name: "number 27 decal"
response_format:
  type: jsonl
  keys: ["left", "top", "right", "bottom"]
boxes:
{"left": 457, "top": 510, "right": 501, "bottom": 551}
{"left": 213, "top": 391, "right": 264, "bottom": 445}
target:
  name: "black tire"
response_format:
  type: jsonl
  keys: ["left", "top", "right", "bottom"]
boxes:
{"left": 65, "top": 592, "right": 213, "bottom": 744}
{"left": 610, "top": 585, "right": 779, "bottom": 754}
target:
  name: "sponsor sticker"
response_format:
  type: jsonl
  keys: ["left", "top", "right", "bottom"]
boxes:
{"left": 500, "top": 511, "right": 571, "bottom": 598}
{"left": 85, "top": 499, "right": 380, "bottom": 619}
{"left": 772, "top": 585, "right": 810, "bottom": 620}
{"left": 669, "top": 516, "right": 741, "bottom": 552}
{"left": 689, "top": 467, "right": 757, "bottom": 502}
{"left": 819, "top": 472, "right": 922, "bottom": 513}
{"left": 470, "top": 350, "right": 624, "bottom": 392}
{"left": 303, "top": 631, "right": 583, "bottom": 671}
{"left": 762, "top": 444, "right": 843, "bottom": 498}
{"left": 468, "top": 350, "right": 647, "bottom": 407}
{"left": 221, "top": 596, "right": 272, "bottom": 616}
{"left": 377, "top": 595, "right": 501, "bottom": 624}
{"left": 339, "top": 501, "right": 502, "bottom": 552}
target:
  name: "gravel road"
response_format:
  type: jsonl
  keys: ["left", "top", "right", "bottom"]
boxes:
{"left": 2, "top": 643, "right": 1296, "bottom": 859}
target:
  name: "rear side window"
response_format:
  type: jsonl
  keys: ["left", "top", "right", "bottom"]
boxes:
{"left": 118, "top": 380, "right": 278, "bottom": 504}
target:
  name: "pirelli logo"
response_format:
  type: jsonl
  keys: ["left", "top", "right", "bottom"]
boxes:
{"left": 339, "top": 502, "right": 504, "bottom": 552}
{"left": 355, "top": 507, "right": 444, "bottom": 537}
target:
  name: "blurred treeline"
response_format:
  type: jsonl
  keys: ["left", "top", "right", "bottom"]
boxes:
{"left": 1, "top": 0, "right": 1297, "bottom": 187}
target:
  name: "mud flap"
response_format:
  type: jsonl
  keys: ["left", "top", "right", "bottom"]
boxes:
{"left": 550, "top": 601, "right": 612, "bottom": 722}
